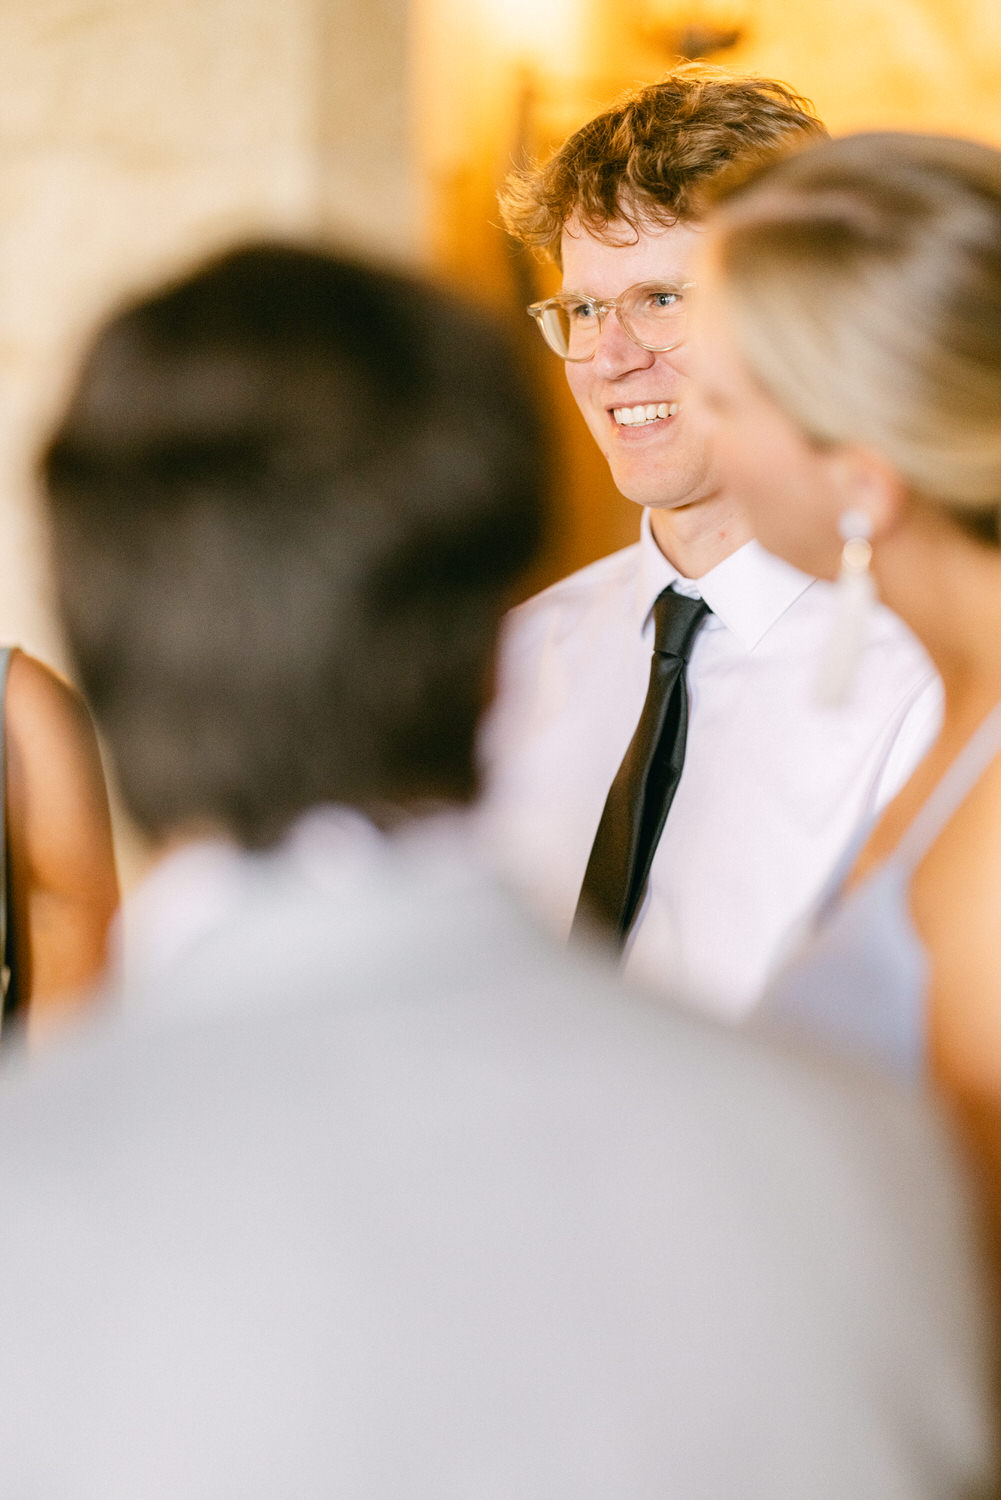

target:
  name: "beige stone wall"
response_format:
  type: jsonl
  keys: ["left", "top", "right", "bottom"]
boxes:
{"left": 0, "top": 0, "right": 414, "bottom": 881}
{"left": 0, "top": 0, "right": 416, "bottom": 669}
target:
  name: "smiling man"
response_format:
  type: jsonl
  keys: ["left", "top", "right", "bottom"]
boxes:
{"left": 480, "top": 68, "right": 943, "bottom": 1019}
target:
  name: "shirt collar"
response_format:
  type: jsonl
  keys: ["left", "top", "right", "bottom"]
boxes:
{"left": 112, "top": 804, "right": 484, "bottom": 996}
{"left": 634, "top": 508, "right": 816, "bottom": 652}
{"left": 112, "top": 807, "right": 386, "bottom": 993}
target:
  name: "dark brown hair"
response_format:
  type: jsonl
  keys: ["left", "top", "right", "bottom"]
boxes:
{"left": 499, "top": 65, "right": 825, "bottom": 265}
{"left": 42, "top": 244, "right": 546, "bottom": 847}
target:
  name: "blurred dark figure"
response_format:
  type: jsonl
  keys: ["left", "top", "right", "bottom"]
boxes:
{"left": 0, "top": 242, "right": 992, "bottom": 1498}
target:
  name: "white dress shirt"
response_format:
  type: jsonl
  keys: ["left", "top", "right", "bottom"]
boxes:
{"left": 478, "top": 512, "right": 942, "bottom": 1020}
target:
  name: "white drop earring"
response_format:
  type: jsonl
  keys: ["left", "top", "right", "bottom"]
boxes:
{"left": 815, "top": 508, "right": 876, "bottom": 706}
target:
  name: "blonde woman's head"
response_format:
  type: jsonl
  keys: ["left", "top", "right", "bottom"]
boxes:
{"left": 703, "top": 131, "right": 1001, "bottom": 545}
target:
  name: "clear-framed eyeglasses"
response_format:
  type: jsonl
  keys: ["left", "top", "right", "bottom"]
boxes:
{"left": 527, "top": 281, "right": 694, "bottom": 362}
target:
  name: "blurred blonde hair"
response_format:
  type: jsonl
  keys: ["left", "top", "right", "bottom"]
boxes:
{"left": 706, "top": 131, "right": 1001, "bottom": 543}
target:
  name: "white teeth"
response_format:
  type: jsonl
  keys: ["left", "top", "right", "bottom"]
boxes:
{"left": 613, "top": 402, "right": 678, "bottom": 426}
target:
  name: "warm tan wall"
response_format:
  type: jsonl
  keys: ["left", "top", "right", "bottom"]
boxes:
{"left": 703, "top": 0, "right": 1001, "bottom": 138}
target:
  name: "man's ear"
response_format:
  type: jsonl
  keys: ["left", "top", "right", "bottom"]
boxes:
{"left": 820, "top": 443, "right": 908, "bottom": 540}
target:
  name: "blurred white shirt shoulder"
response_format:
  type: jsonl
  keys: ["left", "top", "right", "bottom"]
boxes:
{"left": 0, "top": 807, "right": 989, "bottom": 1499}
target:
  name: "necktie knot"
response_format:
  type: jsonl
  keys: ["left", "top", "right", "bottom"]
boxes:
{"left": 652, "top": 588, "right": 710, "bottom": 660}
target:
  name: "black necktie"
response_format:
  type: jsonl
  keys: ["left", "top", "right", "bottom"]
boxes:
{"left": 572, "top": 588, "right": 710, "bottom": 948}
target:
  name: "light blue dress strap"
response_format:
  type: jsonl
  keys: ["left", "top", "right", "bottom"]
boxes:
{"left": 0, "top": 647, "right": 13, "bottom": 1011}
{"left": 892, "top": 696, "right": 1001, "bottom": 873}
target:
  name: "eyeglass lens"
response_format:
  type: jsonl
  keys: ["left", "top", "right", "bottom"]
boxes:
{"left": 537, "top": 283, "right": 686, "bottom": 359}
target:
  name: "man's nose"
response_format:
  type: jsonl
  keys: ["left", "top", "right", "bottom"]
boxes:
{"left": 592, "top": 307, "right": 656, "bottom": 376}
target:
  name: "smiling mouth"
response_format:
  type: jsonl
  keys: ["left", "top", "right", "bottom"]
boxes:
{"left": 612, "top": 402, "right": 678, "bottom": 427}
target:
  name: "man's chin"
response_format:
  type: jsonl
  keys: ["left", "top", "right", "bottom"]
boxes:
{"left": 606, "top": 460, "right": 720, "bottom": 513}
{"left": 614, "top": 488, "right": 719, "bottom": 513}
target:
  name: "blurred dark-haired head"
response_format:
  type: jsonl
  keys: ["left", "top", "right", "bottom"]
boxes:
{"left": 42, "top": 243, "right": 546, "bottom": 848}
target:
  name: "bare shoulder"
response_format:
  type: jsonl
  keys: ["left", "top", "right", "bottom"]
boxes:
{"left": 5, "top": 648, "right": 96, "bottom": 753}
{"left": 930, "top": 745, "right": 1001, "bottom": 874}
{"left": 918, "top": 749, "right": 1001, "bottom": 1092}
{"left": 0, "top": 649, "right": 118, "bottom": 1021}
{"left": 2, "top": 648, "right": 116, "bottom": 888}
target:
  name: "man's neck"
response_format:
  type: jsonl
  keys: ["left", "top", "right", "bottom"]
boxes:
{"left": 648, "top": 495, "right": 753, "bottom": 579}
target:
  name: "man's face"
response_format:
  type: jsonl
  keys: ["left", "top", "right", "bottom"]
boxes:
{"left": 560, "top": 217, "right": 721, "bottom": 512}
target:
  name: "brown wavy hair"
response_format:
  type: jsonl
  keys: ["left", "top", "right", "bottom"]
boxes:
{"left": 499, "top": 65, "right": 825, "bottom": 265}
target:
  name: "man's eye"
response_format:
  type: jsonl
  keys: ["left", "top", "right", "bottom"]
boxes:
{"left": 648, "top": 290, "right": 680, "bottom": 310}
{"left": 567, "top": 301, "right": 596, "bottom": 322}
